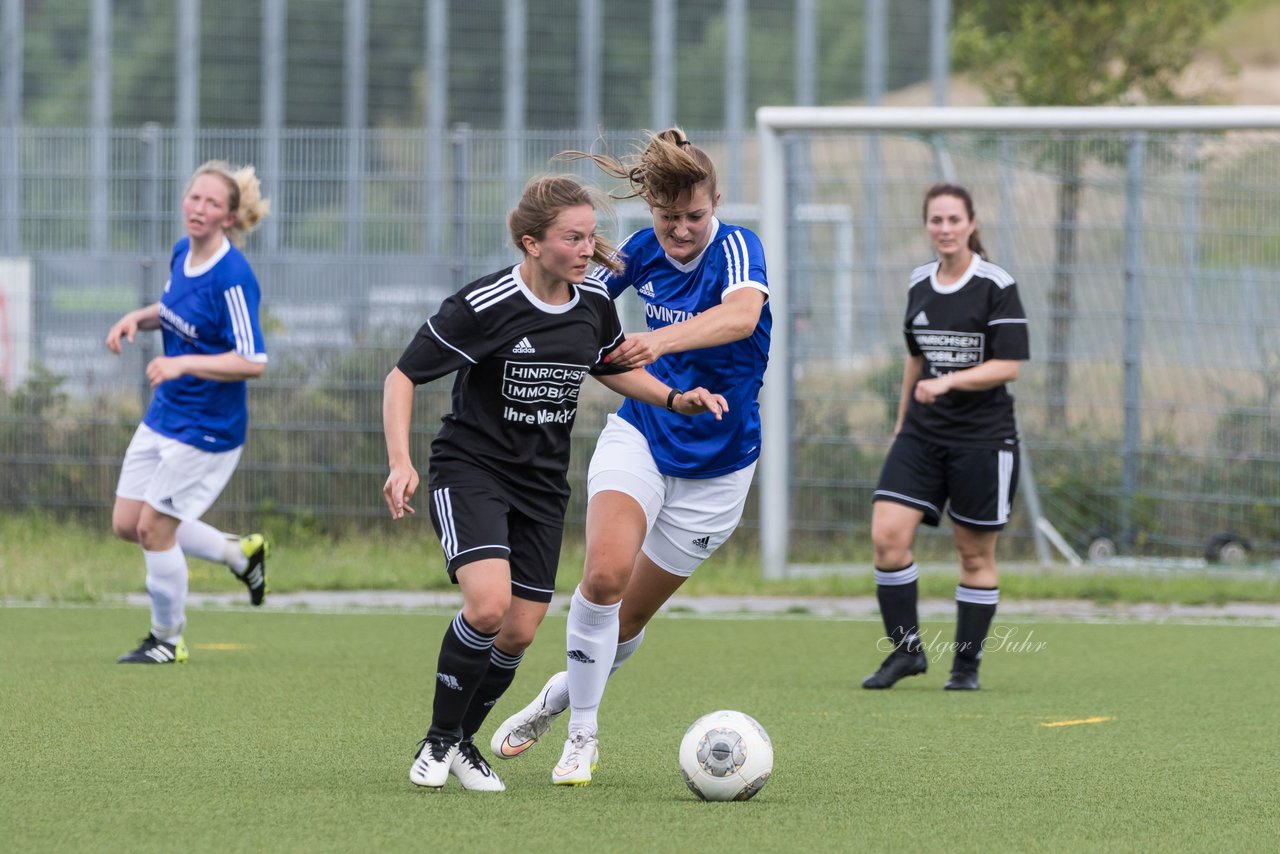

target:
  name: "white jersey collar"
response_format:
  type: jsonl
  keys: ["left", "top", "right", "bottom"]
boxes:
{"left": 929, "top": 251, "right": 982, "bottom": 294}
{"left": 510, "top": 264, "right": 580, "bottom": 314}
{"left": 665, "top": 217, "right": 721, "bottom": 272}
{"left": 184, "top": 236, "right": 232, "bottom": 278}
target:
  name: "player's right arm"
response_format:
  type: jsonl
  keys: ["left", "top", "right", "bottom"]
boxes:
{"left": 105, "top": 302, "right": 163, "bottom": 354}
{"left": 382, "top": 366, "right": 419, "bottom": 520}
{"left": 894, "top": 355, "right": 925, "bottom": 435}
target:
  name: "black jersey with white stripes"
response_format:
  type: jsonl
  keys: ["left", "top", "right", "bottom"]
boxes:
{"left": 396, "top": 264, "right": 629, "bottom": 522}
{"left": 899, "top": 254, "right": 1030, "bottom": 449}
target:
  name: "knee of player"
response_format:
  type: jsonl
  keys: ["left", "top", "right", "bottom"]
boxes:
{"left": 112, "top": 519, "right": 140, "bottom": 543}
{"left": 577, "top": 569, "right": 628, "bottom": 605}
{"left": 463, "top": 599, "right": 510, "bottom": 634}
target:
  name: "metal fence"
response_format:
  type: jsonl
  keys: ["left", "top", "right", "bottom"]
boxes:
{"left": 1, "top": 120, "right": 1278, "bottom": 567}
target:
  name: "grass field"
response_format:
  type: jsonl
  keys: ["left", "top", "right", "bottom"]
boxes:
{"left": 4, "top": 513, "right": 1280, "bottom": 606}
{"left": 3, "top": 604, "right": 1278, "bottom": 852}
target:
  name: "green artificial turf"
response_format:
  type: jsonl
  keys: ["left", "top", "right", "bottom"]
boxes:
{"left": 3, "top": 606, "right": 1277, "bottom": 852}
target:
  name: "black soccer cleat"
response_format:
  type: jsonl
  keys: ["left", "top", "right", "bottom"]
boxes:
{"left": 944, "top": 666, "right": 980, "bottom": 691}
{"left": 117, "top": 633, "right": 189, "bottom": 664}
{"left": 234, "top": 533, "right": 269, "bottom": 607}
{"left": 861, "top": 649, "right": 927, "bottom": 689}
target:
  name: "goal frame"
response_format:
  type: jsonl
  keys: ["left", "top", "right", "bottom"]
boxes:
{"left": 756, "top": 105, "right": 1280, "bottom": 580}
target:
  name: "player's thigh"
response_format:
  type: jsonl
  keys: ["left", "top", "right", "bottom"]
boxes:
{"left": 945, "top": 445, "right": 1019, "bottom": 531}
{"left": 587, "top": 413, "right": 667, "bottom": 528}
{"left": 146, "top": 435, "right": 242, "bottom": 522}
{"left": 454, "top": 558, "right": 515, "bottom": 631}
{"left": 505, "top": 507, "right": 564, "bottom": 607}
{"left": 428, "top": 485, "right": 513, "bottom": 584}
{"left": 585, "top": 413, "right": 666, "bottom": 586}
{"left": 115, "top": 423, "right": 163, "bottom": 502}
{"left": 642, "top": 462, "right": 755, "bottom": 577}
{"left": 873, "top": 433, "right": 947, "bottom": 527}
{"left": 870, "top": 499, "right": 925, "bottom": 553}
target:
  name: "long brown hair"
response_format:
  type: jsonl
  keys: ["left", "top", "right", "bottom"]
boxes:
{"left": 557, "top": 127, "right": 718, "bottom": 210}
{"left": 507, "top": 174, "right": 624, "bottom": 274}
{"left": 922, "top": 182, "right": 986, "bottom": 258}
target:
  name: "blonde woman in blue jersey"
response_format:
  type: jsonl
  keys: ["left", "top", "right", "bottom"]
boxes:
{"left": 490, "top": 128, "right": 770, "bottom": 786}
{"left": 106, "top": 161, "right": 271, "bottom": 665}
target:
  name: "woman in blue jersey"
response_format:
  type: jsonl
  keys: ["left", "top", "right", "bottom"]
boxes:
{"left": 490, "top": 128, "right": 770, "bottom": 786}
{"left": 861, "top": 183, "right": 1029, "bottom": 692}
{"left": 105, "top": 160, "right": 271, "bottom": 665}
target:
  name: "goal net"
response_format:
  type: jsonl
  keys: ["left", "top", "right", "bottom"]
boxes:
{"left": 755, "top": 106, "right": 1280, "bottom": 578}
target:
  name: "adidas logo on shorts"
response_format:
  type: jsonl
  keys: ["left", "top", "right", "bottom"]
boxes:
{"left": 512, "top": 337, "right": 536, "bottom": 354}
{"left": 691, "top": 535, "right": 711, "bottom": 550}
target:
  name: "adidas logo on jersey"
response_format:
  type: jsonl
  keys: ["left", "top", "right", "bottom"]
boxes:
{"left": 567, "top": 649, "right": 596, "bottom": 664}
{"left": 691, "top": 535, "right": 711, "bottom": 550}
{"left": 638, "top": 281, "right": 656, "bottom": 298}
{"left": 512, "top": 337, "right": 536, "bottom": 354}
{"left": 912, "top": 311, "right": 929, "bottom": 326}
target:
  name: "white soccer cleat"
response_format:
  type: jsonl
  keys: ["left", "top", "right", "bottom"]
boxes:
{"left": 490, "top": 671, "right": 568, "bottom": 760}
{"left": 450, "top": 741, "right": 505, "bottom": 792}
{"left": 552, "top": 731, "right": 599, "bottom": 787}
{"left": 409, "top": 736, "right": 457, "bottom": 789}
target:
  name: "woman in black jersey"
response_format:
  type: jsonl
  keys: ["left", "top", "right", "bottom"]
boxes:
{"left": 862, "top": 183, "right": 1030, "bottom": 692}
{"left": 382, "top": 174, "right": 725, "bottom": 791}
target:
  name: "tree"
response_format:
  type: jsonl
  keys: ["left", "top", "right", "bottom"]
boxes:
{"left": 952, "top": 0, "right": 1230, "bottom": 424}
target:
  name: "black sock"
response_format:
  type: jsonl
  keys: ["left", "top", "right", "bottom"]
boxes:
{"left": 460, "top": 645, "right": 523, "bottom": 742}
{"left": 954, "top": 585, "right": 999, "bottom": 671}
{"left": 875, "top": 563, "right": 921, "bottom": 654}
{"left": 427, "top": 612, "right": 497, "bottom": 742}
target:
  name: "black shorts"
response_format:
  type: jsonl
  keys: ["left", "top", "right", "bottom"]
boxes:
{"left": 427, "top": 484, "right": 563, "bottom": 603}
{"left": 873, "top": 433, "right": 1019, "bottom": 530}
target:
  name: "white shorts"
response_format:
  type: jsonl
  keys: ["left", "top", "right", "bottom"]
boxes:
{"left": 587, "top": 413, "right": 756, "bottom": 577}
{"left": 115, "top": 423, "right": 242, "bottom": 521}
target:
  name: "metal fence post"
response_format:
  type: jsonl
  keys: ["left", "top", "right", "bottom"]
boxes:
{"left": 139, "top": 123, "right": 162, "bottom": 412}
{"left": 1120, "top": 132, "right": 1147, "bottom": 549}
{"left": 451, "top": 123, "right": 471, "bottom": 286}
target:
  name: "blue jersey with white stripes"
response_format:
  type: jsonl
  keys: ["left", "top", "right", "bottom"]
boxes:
{"left": 594, "top": 219, "right": 770, "bottom": 478}
{"left": 143, "top": 236, "right": 267, "bottom": 452}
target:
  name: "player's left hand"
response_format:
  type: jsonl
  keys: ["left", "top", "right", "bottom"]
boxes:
{"left": 604, "top": 332, "right": 667, "bottom": 369}
{"left": 145, "top": 356, "right": 185, "bottom": 388}
{"left": 672, "top": 387, "right": 727, "bottom": 420}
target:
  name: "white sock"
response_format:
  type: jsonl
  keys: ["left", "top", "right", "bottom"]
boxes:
{"left": 611, "top": 628, "right": 646, "bottom": 675}
{"left": 177, "top": 520, "right": 247, "bottom": 573}
{"left": 144, "top": 545, "right": 189, "bottom": 642}
{"left": 544, "top": 628, "right": 647, "bottom": 715}
{"left": 565, "top": 586, "right": 620, "bottom": 737}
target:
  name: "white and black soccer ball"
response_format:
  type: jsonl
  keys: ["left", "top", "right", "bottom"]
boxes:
{"left": 678, "top": 709, "right": 773, "bottom": 802}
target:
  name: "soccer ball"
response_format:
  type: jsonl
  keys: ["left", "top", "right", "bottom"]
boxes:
{"left": 678, "top": 709, "right": 773, "bottom": 801}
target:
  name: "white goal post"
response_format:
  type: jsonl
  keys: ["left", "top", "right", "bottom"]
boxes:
{"left": 756, "top": 105, "right": 1280, "bottom": 580}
